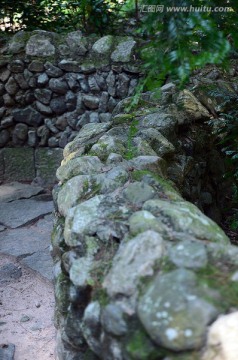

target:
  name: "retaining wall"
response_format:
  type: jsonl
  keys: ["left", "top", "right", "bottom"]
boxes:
{"left": 0, "top": 30, "right": 140, "bottom": 184}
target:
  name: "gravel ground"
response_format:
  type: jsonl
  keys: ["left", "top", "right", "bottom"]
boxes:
{"left": 0, "top": 253, "right": 56, "bottom": 360}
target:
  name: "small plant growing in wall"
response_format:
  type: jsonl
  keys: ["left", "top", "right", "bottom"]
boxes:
{"left": 125, "top": 119, "right": 139, "bottom": 160}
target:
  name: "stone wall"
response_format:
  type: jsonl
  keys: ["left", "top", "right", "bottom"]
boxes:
{"left": 52, "top": 85, "right": 238, "bottom": 360}
{"left": 0, "top": 30, "right": 140, "bottom": 183}
{"left": 0, "top": 147, "right": 63, "bottom": 184}
{"left": 0, "top": 31, "right": 139, "bottom": 148}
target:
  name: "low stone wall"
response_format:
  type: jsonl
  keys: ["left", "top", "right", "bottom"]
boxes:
{"left": 0, "top": 30, "right": 139, "bottom": 149}
{"left": 0, "top": 147, "right": 62, "bottom": 184}
{"left": 52, "top": 86, "right": 238, "bottom": 359}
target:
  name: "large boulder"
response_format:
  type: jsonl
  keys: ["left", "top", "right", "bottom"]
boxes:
{"left": 26, "top": 32, "right": 56, "bottom": 57}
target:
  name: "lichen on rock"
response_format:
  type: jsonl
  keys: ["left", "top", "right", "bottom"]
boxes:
{"left": 50, "top": 57, "right": 238, "bottom": 360}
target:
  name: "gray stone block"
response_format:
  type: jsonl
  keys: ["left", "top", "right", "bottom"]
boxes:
{"left": 0, "top": 182, "right": 43, "bottom": 202}
{"left": 4, "top": 148, "right": 35, "bottom": 182}
{"left": 0, "top": 344, "right": 15, "bottom": 360}
{"left": 35, "top": 147, "right": 63, "bottom": 185}
{"left": 0, "top": 199, "right": 53, "bottom": 228}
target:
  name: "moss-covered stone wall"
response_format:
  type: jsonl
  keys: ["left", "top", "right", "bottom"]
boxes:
{"left": 52, "top": 85, "right": 238, "bottom": 360}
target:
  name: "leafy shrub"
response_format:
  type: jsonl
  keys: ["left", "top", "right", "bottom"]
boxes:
{"left": 138, "top": 0, "right": 238, "bottom": 89}
{"left": 0, "top": 0, "right": 125, "bottom": 34}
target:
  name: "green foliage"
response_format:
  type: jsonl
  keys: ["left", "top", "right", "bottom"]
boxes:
{"left": 125, "top": 119, "right": 139, "bottom": 159}
{"left": 0, "top": 0, "right": 125, "bottom": 34}
{"left": 197, "top": 264, "right": 238, "bottom": 311}
{"left": 126, "top": 327, "right": 160, "bottom": 359}
{"left": 0, "top": 0, "right": 48, "bottom": 31}
{"left": 230, "top": 211, "right": 238, "bottom": 231}
{"left": 138, "top": 0, "right": 238, "bottom": 89}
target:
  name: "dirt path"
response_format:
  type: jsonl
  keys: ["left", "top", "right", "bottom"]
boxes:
{"left": 0, "top": 253, "right": 56, "bottom": 360}
{"left": 0, "top": 182, "right": 56, "bottom": 360}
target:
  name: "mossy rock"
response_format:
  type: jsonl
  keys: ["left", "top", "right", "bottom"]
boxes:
{"left": 125, "top": 327, "right": 161, "bottom": 360}
{"left": 55, "top": 272, "right": 71, "bottom": 314}
{"left": 112, "top": 113, "right": 135, "bottom": 125}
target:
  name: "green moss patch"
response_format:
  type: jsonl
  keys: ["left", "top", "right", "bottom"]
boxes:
{"left": 131, "top": 170, "right": 182, "bottom": 201}
{"left": 89, "top": 239, "right": 119, "bottom": 305}
{"left": 197, "top": 264, "right": 238, "bottom": 311}
{"left": 125, "top": 328, "right": 160, "bottom": 360}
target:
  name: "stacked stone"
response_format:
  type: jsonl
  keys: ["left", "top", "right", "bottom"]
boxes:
{"left": 0, "top": 31, "right": 139, "bottom": 148}
{"left": 52, "top": 87, "right": 238, "bottom": 360}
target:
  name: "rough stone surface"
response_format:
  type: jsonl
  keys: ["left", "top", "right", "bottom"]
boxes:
{"left": 0, "top": 30, "right": 236, "bottom": 360}
{"left": 143, "top": 199, "right": 229, "bottom": 244}
{"left": 13, "top": 123, "right": 28, "bottom": 143}
{"left": 101, "top": 304, "right": 127, "bottom": 336}
{"left": 66, "top": 31, "right": 87, "bottom": 56}
{"left": 123, "top": 182, "right": 156, "bottom": 205}
{"left": 35, "top": 148, "right": 63, "bottom": 185}
{"left": 50, "top": 75, "right": 238, "bottom": 360}
{"left": 37, "top": 72, "right": 49, "bottom": 86}
{"left": 64, "top": 195, "right": 104, "bottom": 246}
{"left": 103, "top": 231, "right": 165, "bottom": 298}
{"left": 138, "top": 269, "right": 219, "bottom": 351}
{"left": 28, "top": 60, "right": 44, "bottom": 72}
{"left": 57, "top": 175, "right": 91, "bottom": 216}
{"left": 0, "top": 129, "right": 10, "bottom": 147}
{"left": 111, "top": 39, "right": 136, "bottom": 62}
{"left": 9, "top": 60, "right": 24, "bottom": 73}
{"left": 45, "top": 62, "right": 63, "bottom": 77}
{"left": 0, "top": 199, "right": 53, "bottom": 228}
{"left": 34, "top": 88, "right": 52, "bottom": 104}
{"left": 26, "top": 34, "right": 55, "bottom": 56}
{"left": 83, "top": 94, "right": 99, "bottom": 109}
{"left": 203, "top": 312, "right": 238, "bottom": 360}
{"left": 0, "top": 187, "right": 54, "bottom": 281}
{"left": 5, "top": 77, "right": 19, "bottom": 95}
{"left": 21, "top": 248, "right": 53, "bottom": 280}
{"left": 81, "top": 302, "right": 101, "bottom": 356}
{"left": 0, "top": 263, "right": 22, "bottom": 284}
{"left": 50, "top": 97, "right": 67, "bottom": 115}
{"left": 56, "top": 156, "right": 103, "bottom": 182}
{"left": 0, "top": 182, "right": 43, "bottom": 202}
{"left": 0, "top": 344, "right": 15, "bottom": 360}
{"left": 92, "top": 36, "right": 113, "bottom": 54}
{"left": 168, "top": 240, "right": 208, "bottom": 269}
{"left": 3, "top": 148, "right": 35, "bottom": 182}
{"left": 36, "top": 101, "right": 53, "bottom": 116}
{"left": 140, "top": 128, "right": 175, "bottom": 157}
{"left": 12, "top": 106, "right": 43, "bottom": 126}
{"left": 176, "top": 89, "right": 210, "bottom": 123}
{"left": 49, "top": 78, "right": 69, "bottom": 94}
{"left": 58, "top": 60, "right": 81, "bottom": 72}
{"left": 0, "top": 33, "right": 139, "bottom": 150}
